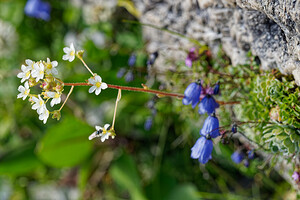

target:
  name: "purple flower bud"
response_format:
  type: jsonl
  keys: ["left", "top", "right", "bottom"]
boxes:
{"left": 198, "top": 95, "right": 219, "bottom": 115}
{"left": 231, "top": 151, "right": 244, "bottom": 164}
{"left": 128, "top": 53, "right": 136, "bottom": 67}
{"left": 292, "top": 171, "right": 300, "bottom": 182}
{"left": 244, "top": 159, "right": 249, "bottom": 167}
{"left": 213, "top": 82, "right": 220, "bottom": 95}
{"left": 248, "top": 150, "right": 255, "bottom": 159}
{"left": 191, "top": 137, "right": 213, "bottom": 164}
{"left": 231, "top": 124, "right": 237, "bottom": 133}
{"left": 182, "top": 81, "right": 202, "bottom": 108}
{"left": 144, "top": 117, "right": 153, "bottom": 131}
{"left": 117, "top": 68, "right": 126, "bottom": 78}
{"left": 200, "top": 115, "right": 220, "bottom": 139}
{"left": 24, "top": 0, "right": 51, "bottom": 21}
{"left": 147, "top": 51, "right": 159, "bottom": 66}
{"left": 125, "top": 70, "right": 134, "bottom": 82}
{"left": 185, "top": 47, "right": 199, "bottom": 67}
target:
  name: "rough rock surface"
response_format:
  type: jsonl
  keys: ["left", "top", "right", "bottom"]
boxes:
{"left": 133, "top": 0, "right": 300, "bottom": 84}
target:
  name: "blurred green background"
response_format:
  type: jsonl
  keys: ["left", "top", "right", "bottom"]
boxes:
{"left": 0, "top": 0, "right": 297, "bottom": 199}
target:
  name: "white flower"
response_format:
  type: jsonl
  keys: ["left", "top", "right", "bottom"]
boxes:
{"left": 17, "top": 64, "right": 31, "bottom": 83}
{"left": 46, "top": 91, "right": 61, "bottom": 107}
{"left": 31, "top": 95, "right": 46, "bottom": 114}
{"left": 63, "top": 43, "right": 76, "bottom": 62}
{"left": 31, "top": 62, "right": 45, "bottom": 82}
{"left": 89, "top": 124, "right": 114, "bottom": 142}
{"left": 88, "top": 75, "right": 108, "bottom": 95}
{"left": 38, "top": 109, "right": 49, "bottom": 124}
{"left": 44, "top": 58, "right": 58, "bottom": 75}
{"left": 17, "top": 81, "right": 30, "bottom": 100}
{"left": 25, "top": 59, "right": 35, "bottom": 70}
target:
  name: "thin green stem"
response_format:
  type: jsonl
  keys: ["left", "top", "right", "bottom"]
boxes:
{"left": 111, "top": 89, "right": 121, "bottom": 130}
{"left": 78, "top": 57, "right": 94, "bottom": 76}
{"left": 58, "top": 85, "right": 74, "bottom": 112}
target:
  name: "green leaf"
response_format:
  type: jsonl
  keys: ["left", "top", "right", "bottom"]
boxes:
{"left": 0, "top": 143, "right": 42, "bottom": 176}
{"left": 109, "top": 153, "right": 147, "bottom": 200}
{"left": 36, "top": 116, "right": 93, "bottom": 168}
{"left": 166, "top": 184, "right": 199, "bottom": 200}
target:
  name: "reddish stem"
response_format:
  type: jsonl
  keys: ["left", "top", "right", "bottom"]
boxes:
{"left": 63, "top": 82, "right": 239, "bottom": 105}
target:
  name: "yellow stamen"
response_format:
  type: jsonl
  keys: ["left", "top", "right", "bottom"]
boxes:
{"left": 39, "top": 100, "right": 44, "bottom": 106}
{"left": 54, "top": 93, "right": 60, "bottom": 98}
{"left": 95, "top": 82, "right": 101, "bottom": 88}
{"left": 26, "top": 71, "right": 30, "bottom": 77}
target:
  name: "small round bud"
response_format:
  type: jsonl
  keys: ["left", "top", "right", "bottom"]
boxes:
{"left": 52, "top": 110, "right": 61, "bottom": 120}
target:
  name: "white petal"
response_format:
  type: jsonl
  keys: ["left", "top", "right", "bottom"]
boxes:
{"left": 51, "top": 61, "right": 58, "bottom": 67}
{"left": 101, "top": 82, "right": 108, "bottom": 89}
{"left": 104, "top": 124, "right": 110, "bottom": 130}
{"left": 95, "top": 88, "right": 101, "bottom": 95}
{"left": 62, "top": 55, "right": 69, "bottom": 60}
{"left": 69, "top": 55, "right": 75, "bottom": 62}
{"left": 63, "top": 47, "right": 70, "bottom": 53}
{"left": 17, "top": 72, "right": 23, "bottom": 78}
{"left": 47, "top": 92, "right": 55, "bottom": 98}
{"left": 95, "top": 126, "right": 102, "bottom": 131}
{"left": 95, "top": 75, "right": 102, "bottom": 82}
{"left": 70, "top": 43, "right": 75, "bottom": 51}
{"left": 89, "top": 86, "right": 96, "bottom": 93}
{"left": 88, "top": 78, "right": 96, "bottom": 84}
{"left": 89, "top": 131, "right": 98, "bottom": 140}
{"left": 18, "top": 85, "right": 25, "bottom": 92}
{"left": 17, "top": 93, "right": 23, "bottom": 99}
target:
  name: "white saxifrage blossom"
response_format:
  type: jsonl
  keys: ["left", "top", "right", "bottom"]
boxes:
{"left": 88, "top": 75, "right": 108, "bottom": 95}
{"left": 89, "top": 124, "right": 114, "bottom": 142}
{"left": 62, "top": 43, "right": 76, "bottom": 62}
{"left": 38, "top": 109, "right": 49, "bottom": 124}
{"left": 31, "top": 62, "right": 45, "bottom": 82}
{"left": 45, "top": 58, "right": 58, "bottom": 75}
{"left": 46, "top": 91, "right": 61, "bottom": 107}
{"left": 31, "top": 95, "right": 46, "bottom": 114}
{"left": 17, "top": 64, "right": 31, "bottom": 83}
{"left": 17, "top": 81, "right": 30, "bottom": 100}
{"left": 25, "top": 59, "right": 35, "bottom": 70}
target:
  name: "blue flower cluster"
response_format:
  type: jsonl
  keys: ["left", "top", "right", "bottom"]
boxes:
{"left": 117, "top": 53, "right": 136, "bottom": 82}
{"left": 231, "top": 150, "right": 255, "bottom": 167}
{"left": 24, "top": 0, "right": 51, "bottom": 21}
{"left": 183, "top": 81, "right": 221, "bottom": 164}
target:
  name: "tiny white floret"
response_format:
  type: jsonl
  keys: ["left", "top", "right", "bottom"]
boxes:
{"left": 88, "top": 124, "right": 113, "bottom": 142}
{"left": 88, "top": 75, "right": 108, "bottom": 95}
{"left": 31, "top": 95, "right": 46, "bottom": 114}
{"left": 17, "top": 64, "right": 31, "bottom": 83}
{"left": 46, "top": 91, "right": 62, "bottom": 107}
{"left": 31, "top": 62, "right": 45, "bottom": 82}
{"left": 62, "top": 43, "right": 76, "bottom": 62}
{"left": 25, "top": 59, "right": 35, "bottom": 70}
{"left": 17, "top": 81, "right": 30, "bottom": 100}
{"left": 39, "top": 109, "right": 49, "bottom": 124}
{"left": 45, "top": 58, "right": 58, "bottom": 75}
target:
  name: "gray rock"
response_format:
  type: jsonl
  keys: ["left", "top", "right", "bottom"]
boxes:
{"left": 133, "top": 0, "right": 300, "bottom": 84}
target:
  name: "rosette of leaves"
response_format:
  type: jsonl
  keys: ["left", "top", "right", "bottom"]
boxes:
{"left": 241, "top": 72, "right": 300, "bottom": 155}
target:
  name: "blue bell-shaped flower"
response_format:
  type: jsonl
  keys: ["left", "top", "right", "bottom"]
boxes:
{"left": 198, "top": 95, "right": 219, "bottom": 115}
{"left": 200, "top": 115, "right": 220, "bottom": 138}
{"left": 182, "top": 81, "right": 202, "bottom": 108}
{"left": 191, "top": 137, "right": 213, "bottom": 164}
{"left": 24, "top": 0, "right": 51, "bottom": 21}
{"left": 231, "top": 151, "right": 244, "bottom": 164}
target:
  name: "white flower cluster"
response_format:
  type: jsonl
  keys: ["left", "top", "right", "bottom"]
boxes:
{"left": 88, "top": 124, "right": 115, "bottom": 142}
{"left": 17, "top": 58, "right": 62, "bottom": 124}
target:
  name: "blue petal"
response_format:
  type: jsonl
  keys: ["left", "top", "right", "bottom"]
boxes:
{"left": 182, "top": 82, "right": 201, "bottom": 108}
{"left": 231, "top": 151, "right": 244, "bottom": 164}
{"left": 25, "top": 0, "right": 51, "bottom": 21}
{"left": 191, "top": 137, "right": 213, "bottom": 164}
{"left": 198, "top": 95, "right": 219, "bottom": 115}
{"left": 200, "top": 116, "right": 220, "bottom": 138}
